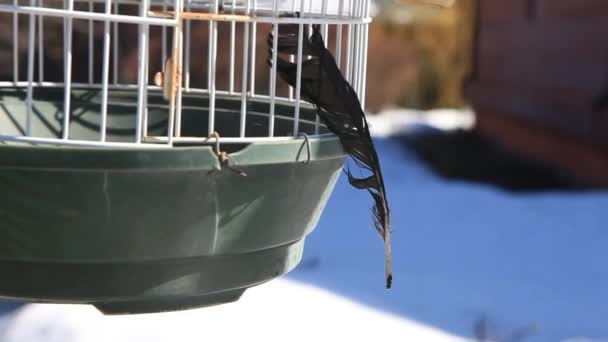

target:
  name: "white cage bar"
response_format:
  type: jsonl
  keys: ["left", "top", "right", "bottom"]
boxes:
{"left": 0, "top": 0, "right": 372, "bottom": 148}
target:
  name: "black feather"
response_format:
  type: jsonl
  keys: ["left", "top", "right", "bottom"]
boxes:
{"left": 267, "top": 14, "right": 392, "bottom": 288}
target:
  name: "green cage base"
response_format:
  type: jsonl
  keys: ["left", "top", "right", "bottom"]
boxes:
{"left": 0, "top": 87, "right": 346, "bottom": 314}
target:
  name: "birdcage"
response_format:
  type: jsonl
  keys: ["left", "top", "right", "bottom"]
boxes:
{"left": 0, "top": 0, "right": 372, "bottom": 314}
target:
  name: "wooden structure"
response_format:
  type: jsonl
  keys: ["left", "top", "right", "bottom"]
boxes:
{"left": 465, "top": 0, "right": 608, "bottom": 186}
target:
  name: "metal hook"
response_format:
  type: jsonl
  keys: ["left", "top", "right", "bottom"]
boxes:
{"left": 296, "top": 133, "right": 311, "bottom": 164}
{"left": 206, "top": 131, "right": 247, "bottom": 177}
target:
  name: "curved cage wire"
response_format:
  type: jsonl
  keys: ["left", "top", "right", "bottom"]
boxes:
{"left": 0, "top": 0, "right": 372, "bottom": 148}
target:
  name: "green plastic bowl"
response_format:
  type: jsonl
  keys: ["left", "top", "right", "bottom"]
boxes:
{"left": 0, "top": 88, "right": 345, "bottom": 314}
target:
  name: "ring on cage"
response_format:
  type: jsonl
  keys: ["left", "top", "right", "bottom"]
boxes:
{"left": 0, "top": 0, "right": 377, "bottom": 314}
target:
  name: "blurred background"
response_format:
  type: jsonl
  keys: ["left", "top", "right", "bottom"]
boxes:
{"left": 1, "top": 0, "right": 608, "bottom": 341}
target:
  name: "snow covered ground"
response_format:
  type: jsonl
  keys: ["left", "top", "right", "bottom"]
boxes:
{"left": 1, "top": 109, "right": 607, "bottom": 342}
{"left": 0, "top": 281, "right": 465, "bottom": 342}
{"left": 366, "top": 107, "right": 476, "bottom": 137}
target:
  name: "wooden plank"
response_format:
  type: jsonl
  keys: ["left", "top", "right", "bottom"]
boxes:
{"left": 475, "top": 19, "right": 608, "bottom": 91}
{"left": 474, "top": 108, "right": 608, "bottom": 187}
{"left": 468, "top": 0, "right": 608, "bottom": 181}
{"left": 479, "top": 0, "right": 528, "bottom": 25}
{"left": 465, "top": 81, "right": 594, "bottom": 139}
{"left": 478, "top": 18, "right": 608, "bottom": 57}
{"left": 476, "top": 51, "right": 607, "bottom": 92}
{"left": 592, "top": 106, "right": 608, "bottom": 147}
{"left": 537, "top": 0, "right": 608, "bottom": 20}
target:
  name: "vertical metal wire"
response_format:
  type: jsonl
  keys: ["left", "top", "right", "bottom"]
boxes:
{"left": 62, "top": 0, "right": 74, "bottom": 140}
{"left": 357, "top": 0, "right": 366, "bottom": 96}
{"left": 184, "top": 0, "right": 191, "bottom": 91}
{"left": 167, "top": 0, "right": 183, "bottom": 146}
{"left": 228, "top": 0, "right": 236, "bottom": 94}
{"left": 345, "top": 0, "right": 353, "bottom": 83}
{"left": 135, "top": 0, "right": 150, "bottom": 144}
{"left": 351, "top": 0, "right": 361, "bottom": 92}
{"left": 357, "top": 0, "right": 365, "bottom": 96}
{"left": 13, "top": 0, "right": 19, "bottom": 85}
{"left": 100, "top": 0, "right": 112, "bottom": 142}
{"left": 360, "top": 0, "right": 370, "bottom": 109}
{"left": 315, "top": 0, "right": 330, "bottom": 134}
{"left": 293, "top": 0, "right": 305, "bottom": 136}
{"left": 306, "top": 0, "right": 312, "bottom": 56}
{"left": 143, "top": 8, "right": 151, "bottom": 139}
{"left": 38, "top": 0, "right": 44, "bottom": 84}
{"left": 161, "top": 1, "right": 167, "bottom": 68}
{"left": 88, "top": 0, "right": 94, "bottom": 85}
{"left": 351, "top": 0, "right": 359, "bottom": 92}
{"left": 206, "top": 6, "right": 212, "bottom": 93}
{"left": 249, "top": 0, "right": 257, "bottom": 96}
{"left": 267, "top": 0, "right": 279, "bottom": 137}
{"left": 356, "top": 0, "right": 363, "bottom": 89}
{"left": 26, "top": 0, "right": 36, "bottom": 137}
{"left": 112, "top": 2, "right": 118, "bottom": 84}
{"left": 321, "top": 0, "right": 328, "bottom": 40}
{"left": 335, "top": 0, "right": 344, "bottom": 70}
{"left": 174, "top": 11, "right": 184, "bottom": 137}
{"left": 207, "top": 0, "right": 219, "bottom": 135}
{"left": 239, "top": 0, "right": 251, "bottom": 137}
{"left": 288, "top": 0, "right": 296, "bottom": 100}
